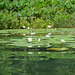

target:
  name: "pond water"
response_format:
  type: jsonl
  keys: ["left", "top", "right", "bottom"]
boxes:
{"left": 0, "top": 28, "right": 75, "bottom": 75}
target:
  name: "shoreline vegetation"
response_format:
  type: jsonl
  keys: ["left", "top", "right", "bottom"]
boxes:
{"left": 0, "top": 0, "right": 75, "bottom": 29}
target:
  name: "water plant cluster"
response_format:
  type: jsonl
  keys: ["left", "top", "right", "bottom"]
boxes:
{"left": 0, "top": 28, "right": 75, "bottom": 50}
{"left": 0, "top": 0, "right": 75, "bottom": 29}
{"left": 0, "top": 28, "right": 75, "bottom": 60}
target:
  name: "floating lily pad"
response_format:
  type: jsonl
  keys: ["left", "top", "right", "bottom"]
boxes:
{"left": 47, "top": 48, "right": 69, "bottom": 51}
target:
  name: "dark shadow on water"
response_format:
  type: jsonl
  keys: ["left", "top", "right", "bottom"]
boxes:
{"left": 0, "top": 57, "right": 75, "bottom": 75}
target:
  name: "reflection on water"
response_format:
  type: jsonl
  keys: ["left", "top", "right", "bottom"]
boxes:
{"left": 0, "top": 29, "right": 75, "bottom": 75}
{"left": 0, "top": 53, "right": 75, "bottom": 75}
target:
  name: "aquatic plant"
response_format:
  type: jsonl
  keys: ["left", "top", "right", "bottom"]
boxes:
{"left": 28, "top": 38, "right": 32, "bottom": 42}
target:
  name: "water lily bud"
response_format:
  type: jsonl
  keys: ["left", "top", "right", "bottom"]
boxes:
{"left": 38, "top": 38, "right": 41, "bottom": 41}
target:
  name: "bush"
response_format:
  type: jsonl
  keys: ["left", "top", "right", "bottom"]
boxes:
{"left": 0, "top": 0, "right": 75, "bottom": 29}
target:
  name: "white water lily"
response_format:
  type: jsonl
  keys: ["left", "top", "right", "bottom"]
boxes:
{"left": 48, "top": 25, "right": 51, "bottom": 28}
{"left": 45, "top": 52, "right": 50, "bottom": 54}
{"left": 45, "top": 33, "right": 51, "bottom": 38}
{"left": 28, "top": 46, "right": 32, "bottom": 48}
{"left": 28, "top": 52, "right": 33, "bottom": 54}
{"left": 48, "top": 33, "right": 51, "bottom": 35}
{"left": 28, "top": 38, "right": 32, "bottom": 42}
{"left": 38, "top": 46, "right": 40, "bottom": 47}
{"left": 23, "top": 26, "right": 25, "bottom": 28}
{"left": 38, "top": 52, "right": 41, "bottom": 54}
{"left": 23, "top": 34, "right": 26, "bottom": 36}
{"left": 61, "top": 52, "right": 66, "bottom": 54}
{"left": 38, "top": 38, "right": 41, "bottom": 41}
{"left": 61, "top": 39, "right": 65, "bottom": 42}
{"left": 46, "top": 43, "right": 51, "bottom": 47}
{"left": 31, "top": 32, "right": 35, "bottom": 35}
{"left": 45, "top": 35, "right": 50, "bottom": 37}
{"left": 27, "top": 27, "right": 29, "bottom": 29}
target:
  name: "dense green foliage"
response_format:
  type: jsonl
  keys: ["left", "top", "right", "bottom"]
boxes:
{"left": 0, "top": 0, "right": 75, "bottom": 29}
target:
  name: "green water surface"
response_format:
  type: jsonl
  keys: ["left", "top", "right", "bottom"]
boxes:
{"left": 0, "top": 28, "right": 75, "bottom": 75}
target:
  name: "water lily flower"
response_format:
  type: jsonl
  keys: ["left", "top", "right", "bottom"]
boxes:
{"left": 38, "top": 46, "right": 40, "bottom": 47}
{"left": 38, "top": 38, "right": 41, "bottom": 41}
{"left": 38, "top": 52, "right": 41, "bottom": 54}
{"left": 61, "top": 52, "right": 66, "bottom": 54}
{"left": 23, "top": 34, "right": 26, "bottom": 36}
{"left": 28, "top": 38, "right": 32, "bottom": 42}
{"left": 28, "top": 52, "right": 33, "bottom": 54}
{"left": 45, "top": 35, "right": 50, "bottom": 37}
{"left": 48, "top": 33, "right": 51, "bottom": 35}
{"left": 27, "top": 27, "right": 29, "bottom": 29}
{"left": 31, "top": 32, "right": 35, "bottom": 35}
{"left": 45, "top": 33, "right": 51, "bottom": 38}
{"left": 45, "top": 52, "right": 50, "bottom": 54}
{"left": 28, "top": 46, "right": 32, "bottom": 48}
{"left": 46, "top": 43, "right": 51, "bottom": 47}
{"left": 48, "top": 25, "right": 51, "bottom": 28}
{"left": 23, "top": 26, "right": 25, "bottom": 28}
{"left": 61, "top": 39, "right": 65, "bottom": 42}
